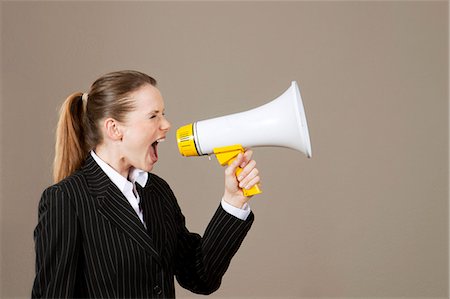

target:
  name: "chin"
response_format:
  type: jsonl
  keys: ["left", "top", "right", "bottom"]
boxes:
{"left": 143, "top": 161, "right": 155, "bottom": 172}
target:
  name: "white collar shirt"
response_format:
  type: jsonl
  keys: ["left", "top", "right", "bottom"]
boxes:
{"left": 90, "top": 151, "right": 251, "bottom": 223}
{"left": 90, "top": 151, "right": 148, "bottom": 227}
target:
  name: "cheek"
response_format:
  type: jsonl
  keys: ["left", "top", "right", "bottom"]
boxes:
{"left": 143, "top": 125, "right": 158, "bottom": 141}
{"left": 122, "top": 122, "right": 158, "bottom": 146}
{"left": 134, "top": 125, "right": 157, "bottom": 146}
{"left": 135, "top": 136, "right": 152, "bottom": 151}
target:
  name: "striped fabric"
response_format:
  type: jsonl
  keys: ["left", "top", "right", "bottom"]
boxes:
{"left": 32, "top": 155, "right": 254, "bottom": 298}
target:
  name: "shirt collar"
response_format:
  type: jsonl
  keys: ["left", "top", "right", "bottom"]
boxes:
{"left": 128, "top": 167, "right": 149, "bottom": 188}
{"left": 90, "top": 151, "right": 148, "bottom": 192}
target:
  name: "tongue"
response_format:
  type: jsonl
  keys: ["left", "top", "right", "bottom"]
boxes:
{"left": 151, "top": 142, "right": 158, "bottom": 161}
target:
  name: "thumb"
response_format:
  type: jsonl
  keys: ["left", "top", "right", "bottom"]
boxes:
{"left": 225, "top": 153, "right": 244, "bottom": 177}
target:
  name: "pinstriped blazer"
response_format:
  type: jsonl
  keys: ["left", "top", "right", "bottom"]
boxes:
{"left": 32, "top": 155, "right": 254, "bottom": 298}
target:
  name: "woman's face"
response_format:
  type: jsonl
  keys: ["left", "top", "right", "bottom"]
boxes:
{"left": 119, "top": 83, "right": 171, "bottom": 172}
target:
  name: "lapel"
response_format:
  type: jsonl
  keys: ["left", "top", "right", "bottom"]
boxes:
{"left": 137, "top": 176, "right": 166, "bottom": 259}
{"left": 82, "top": 155, "right": 162, "bottom": 264}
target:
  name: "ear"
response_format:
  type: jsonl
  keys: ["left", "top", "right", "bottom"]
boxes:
{"left": 103, "top": 118, "right": 123, "bottom": 141}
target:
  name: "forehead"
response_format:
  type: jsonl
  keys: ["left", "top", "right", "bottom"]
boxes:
{"left": 130, "top": 84, "right": 164, "bottom": 111}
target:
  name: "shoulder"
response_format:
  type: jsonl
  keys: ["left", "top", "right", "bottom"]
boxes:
{"left": 147, "top": 173, "right": 181, "bottom": 210}
{"left": 49, "top": 170, "right": 87, "bottom": 194}
{"left": 39, "top": 170, "right": 87, "bottom": 209}
{"left": 148, "top": 173, "right": 178, "bottom": 201}
{"left": 148, "top": 173, "right": 172, "bottom": 191}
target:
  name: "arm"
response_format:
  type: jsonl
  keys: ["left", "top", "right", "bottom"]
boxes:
{"left": 32, "top": 186, "right": 81, "bottom": 298}
{"left": 175, "top": 149, "right": 258, "bottom": 294}
{"left": 175, "top": 205, "right": 254, "bottom": 295}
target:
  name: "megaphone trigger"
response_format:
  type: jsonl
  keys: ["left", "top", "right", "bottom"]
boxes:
{"left": 213, "top": 144, "right": 245, "bottom": 165}
{"left": 214, "top": 145, "right": 263, "bottom": 197}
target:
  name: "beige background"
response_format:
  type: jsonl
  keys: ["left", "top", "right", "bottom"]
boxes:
{"left": 1, "top": 1, "right": 448, "bottom": 298}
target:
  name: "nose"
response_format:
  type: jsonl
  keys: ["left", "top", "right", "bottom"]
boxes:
{"left": 161, "top": 116, "right": 171, "bottom": 132}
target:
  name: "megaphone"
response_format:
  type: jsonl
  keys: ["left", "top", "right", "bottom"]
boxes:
{"left": 176, "top": 81, "right": 312, "bottom": 196}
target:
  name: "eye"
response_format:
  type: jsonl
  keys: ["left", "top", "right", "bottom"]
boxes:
{"left": 149, "top": 111, "right": 166, "bottom": 120}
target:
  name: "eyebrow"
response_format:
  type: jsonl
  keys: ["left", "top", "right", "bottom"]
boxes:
{"left": 147, "top": 109, "right": 165, "bottom": 115}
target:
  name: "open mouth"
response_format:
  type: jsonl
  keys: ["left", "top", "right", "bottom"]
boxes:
{"left": 151, "top": 138, "right": 165, "bottom": 161}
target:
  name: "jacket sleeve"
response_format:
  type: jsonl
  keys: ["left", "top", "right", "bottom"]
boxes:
{"left": 175, "top": 203, "right": 254, "bottom": 295}
{"left": 32, "top": 185, "right": 81, "bottom": 298}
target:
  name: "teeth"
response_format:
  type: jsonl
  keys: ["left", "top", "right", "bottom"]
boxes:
{"left": 156, "top": 138, "right": 165, "bottom": 143}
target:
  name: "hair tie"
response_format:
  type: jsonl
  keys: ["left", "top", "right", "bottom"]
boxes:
{"left": 81, "top": 93, "right": 88, "bottom": 111}
{"left": 82, "top": 93, "right": 88, "bottom": 102}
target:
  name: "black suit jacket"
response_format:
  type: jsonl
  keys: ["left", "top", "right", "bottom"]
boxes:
{"left": 32, "top": 155, "right": 254, "bottom": 298}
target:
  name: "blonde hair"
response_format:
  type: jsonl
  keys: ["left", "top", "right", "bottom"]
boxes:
{"left": 53, "top": 70, "right": 157, "bottom": 183}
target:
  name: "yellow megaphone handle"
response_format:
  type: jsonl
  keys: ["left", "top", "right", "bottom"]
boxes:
{"left": 234, "top": 165, "right": 262, "bottom": 196}
{"left": 213, "top": 145, "right": 262, "bottom": 197}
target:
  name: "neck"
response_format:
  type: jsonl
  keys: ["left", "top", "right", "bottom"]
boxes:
{"left": 94, "top": 144, "right": 130, "bottom": 178}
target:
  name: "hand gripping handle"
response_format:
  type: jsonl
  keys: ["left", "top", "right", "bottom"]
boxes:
{"left": 214, "top": 145, "right": 262, "bottom": 197}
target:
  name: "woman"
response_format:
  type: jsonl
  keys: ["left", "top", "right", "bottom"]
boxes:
{"left": 32, "top": 70, "right": 260, "bottom": 298}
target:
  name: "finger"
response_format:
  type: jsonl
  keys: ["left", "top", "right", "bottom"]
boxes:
{"left": 241, "top": 174, "right": 261, "bottom": 191}
{"left": 239, "top": 167, "right": 259, "bottom": 188}
{"left": 237, "top": 159, "right": 256, "bottom": 181}
{"left": 240, "top": 149, "right": 253, "bottom": 168}
{"left": 225, "top": 153, "right": 244, "bottom": 177}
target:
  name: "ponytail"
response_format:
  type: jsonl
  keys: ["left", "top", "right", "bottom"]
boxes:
{"left": 52, "top": 70, "right": 157, "bottom": 183}
{"left": 53, "top": 92, "right": 87, "bottom": 183}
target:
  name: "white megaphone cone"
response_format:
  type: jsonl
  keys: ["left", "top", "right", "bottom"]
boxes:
{"left": 176, "top": 81, "right": 312, "bottom": 196}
